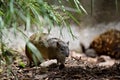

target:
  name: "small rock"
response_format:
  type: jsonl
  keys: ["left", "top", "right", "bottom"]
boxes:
{"left": 40, "top": 59, "right": 57, "bottom": 67}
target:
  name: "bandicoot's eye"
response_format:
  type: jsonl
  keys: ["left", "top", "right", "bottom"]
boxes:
{"left": 60, "top": 47, "right": 65, "bottom": 51}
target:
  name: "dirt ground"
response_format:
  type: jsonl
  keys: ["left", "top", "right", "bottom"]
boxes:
{"left": 1, "top": 51, "right": 120, "bottom": 80}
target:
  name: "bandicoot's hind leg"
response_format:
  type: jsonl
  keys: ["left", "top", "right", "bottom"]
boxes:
{"left": 25, "top": 44, "right": 41, "bottom": 67}
{"left": 27, "top": 60, "right": 34, "bottom": 67}
{"left": 27, "top": 59, "right": 41, "bottom": 67}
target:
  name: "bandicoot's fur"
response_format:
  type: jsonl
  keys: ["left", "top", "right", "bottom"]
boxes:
{"left": 25, "top": 33, "right": 69, "bottom": 66}
{"left": 81, "top": 29, "right": 120, "bottom": 59}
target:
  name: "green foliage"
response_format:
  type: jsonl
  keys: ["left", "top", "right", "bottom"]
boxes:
{"left": 0, "top": 0, "right": 86, "bottom": 28}
{"left": 18, "top": 62, "right": 26, "bottom": 68}
{"left": 2, "top": 50, "right": 13, "bottom": 65}
{"left": 0, "top": 0, "right": 54, "bottom": 28}
{"left": 26, "top": 41, "right": 45, "bottom": 65}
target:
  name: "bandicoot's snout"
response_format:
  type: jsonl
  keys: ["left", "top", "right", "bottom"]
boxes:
{"left": 65, "top": 48, "right": 69, "bottom": 57}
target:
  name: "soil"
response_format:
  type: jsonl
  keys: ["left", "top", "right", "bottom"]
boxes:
{"left": 0, "top": 51, "right": 120, "bottom": 80}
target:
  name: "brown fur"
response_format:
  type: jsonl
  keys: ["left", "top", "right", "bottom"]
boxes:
{"left": 89, "top": 29, "right": 120, "bottom": 59}
{"left": 25, "top": 33, "right": 69, "bottom": 66}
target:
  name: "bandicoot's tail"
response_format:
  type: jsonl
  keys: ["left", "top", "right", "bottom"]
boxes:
{"left": 80, "top": 43, "right": 97, "bottom": 58}
{"left": 80, "top": 43, "right": 86, "bottom": 53}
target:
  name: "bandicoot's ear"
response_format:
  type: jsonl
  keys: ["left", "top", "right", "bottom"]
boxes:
{"left": 67, "top": 41, "right": 69, "bottom": 45}
{"left": 57, "top": 42, "right": 61, "bottom": 48}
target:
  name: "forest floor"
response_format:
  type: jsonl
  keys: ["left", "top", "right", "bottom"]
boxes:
{"left": 1, "top": 23, "right": 120, "bottom": 80}
{"left": 1, "top": 50, "right": 120, "bottom": 80}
